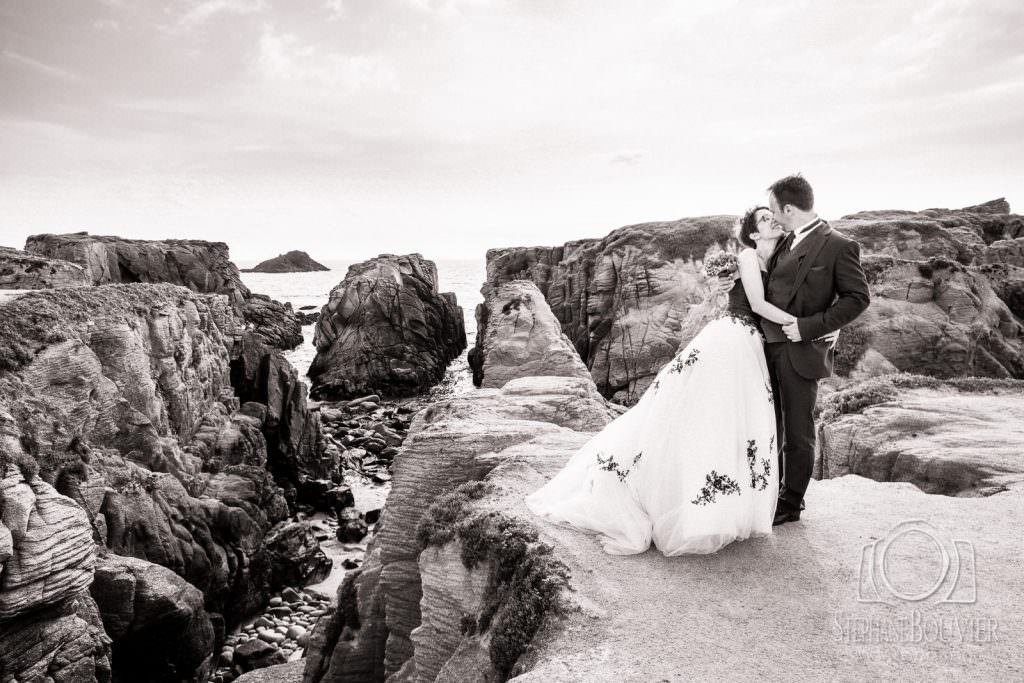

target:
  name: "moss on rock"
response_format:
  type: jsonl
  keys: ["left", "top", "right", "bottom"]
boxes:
{"left": 417, "top": 481, "right": 570, "bottom": 680}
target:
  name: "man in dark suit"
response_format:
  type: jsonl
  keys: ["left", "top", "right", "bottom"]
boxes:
{"left": 761, "top": 174, "right": 870, "bottom": 525}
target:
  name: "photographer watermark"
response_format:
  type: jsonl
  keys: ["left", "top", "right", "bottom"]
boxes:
{"left": 833, "top": 519, "right": 998, "bottom": 653}
{"left": 858, "top": 518, "right": 975, "bottom": 605}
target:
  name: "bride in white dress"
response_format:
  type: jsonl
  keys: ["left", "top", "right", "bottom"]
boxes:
{"left": 527, "top": 207, "right": 803, "bottom": 555}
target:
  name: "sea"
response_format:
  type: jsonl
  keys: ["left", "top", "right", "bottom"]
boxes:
{"left": 238, "top": 258, "right": 487, "bottom": 396}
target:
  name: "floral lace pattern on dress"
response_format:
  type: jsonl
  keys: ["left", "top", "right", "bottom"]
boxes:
{"left": 596, "top": 451, "right": 643, "bottom": 482}
{"left": 691, "top": 470, "right": 741, "bottom": 505}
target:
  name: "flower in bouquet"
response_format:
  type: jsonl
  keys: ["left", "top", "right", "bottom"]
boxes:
{"left": 703, "top": 251, "right": 738, "bottom": 279}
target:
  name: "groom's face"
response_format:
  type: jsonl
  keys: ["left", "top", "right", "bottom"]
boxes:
{"left": 768, "top": 193, "right": 797, "bottom": 231}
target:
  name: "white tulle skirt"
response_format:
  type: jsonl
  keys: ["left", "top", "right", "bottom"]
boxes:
{"left": 526, "top": 315, "right": 779, "bottom": 555}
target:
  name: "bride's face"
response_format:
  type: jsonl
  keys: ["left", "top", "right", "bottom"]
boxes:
{"left": 755, "top": 209, "right": 785, "bottom": 242}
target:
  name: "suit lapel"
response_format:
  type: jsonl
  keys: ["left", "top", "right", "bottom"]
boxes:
{"left": 785, "top": 221, "right": 832, "bottom": 307}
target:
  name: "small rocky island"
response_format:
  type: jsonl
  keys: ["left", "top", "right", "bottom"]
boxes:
{"left": 242, "top": 251, "right": 330, "bottom": 273}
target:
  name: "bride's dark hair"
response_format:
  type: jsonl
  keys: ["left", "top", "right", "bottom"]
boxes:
{"left": 736, "top": 205, "right": 769, "bottom": 249}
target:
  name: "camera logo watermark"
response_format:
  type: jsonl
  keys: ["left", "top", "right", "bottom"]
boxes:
{"left": 834, "top": 519, "right": 998, "bottom": 659}
{"left": 857, "top": 518, "right": 975, "bottom": 605}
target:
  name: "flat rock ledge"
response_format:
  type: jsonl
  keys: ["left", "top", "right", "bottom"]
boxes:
{"left": 303, "top": 375, "right": 1024, "bottom": 682}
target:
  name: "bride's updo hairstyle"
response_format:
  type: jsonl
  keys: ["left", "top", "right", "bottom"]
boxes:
{"left": 736, "top": 205, "right": 769, "bottom": 249}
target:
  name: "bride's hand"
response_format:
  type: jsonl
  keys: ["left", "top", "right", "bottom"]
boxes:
{"left": 813, "top": 329, "right": 841, "bottom": 347}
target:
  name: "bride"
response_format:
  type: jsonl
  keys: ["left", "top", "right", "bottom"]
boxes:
{"left": 526, "top": 207, "right": 814, "bottom": 555}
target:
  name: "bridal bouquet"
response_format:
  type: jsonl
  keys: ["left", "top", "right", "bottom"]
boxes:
{"left": 703, "top": 251, "right": 738, "bottom": 279}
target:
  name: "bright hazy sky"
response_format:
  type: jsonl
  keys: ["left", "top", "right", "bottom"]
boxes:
{"left": 1, "top": 0, "right": 1021, "bottom": 260}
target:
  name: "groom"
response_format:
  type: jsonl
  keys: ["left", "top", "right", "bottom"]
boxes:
{"left": 717, "top": 175, "right": 870, "bottom": 525}
{"left": 761, "top": 174, "right": 869, "bottom": 525}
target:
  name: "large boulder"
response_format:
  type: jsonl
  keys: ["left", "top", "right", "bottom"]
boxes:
{"left": 468, "top": 280, "right": 592, "bottom": 389}
{"left": 24, "top": 232, "right": 302, "bottom": 349}
{"left": 309, "top": 254, "right": 467, "bottom": 400}
{"left": 303, "top": 375, "right": 620, "bottom": 682}
{"left": 0, "top": 245, "right": 90, "bottom": 289}
{"left": 242, "top": 250, "right": 329, "bottom": 273}
{"left": 815, "top": 374, "right": 1024, "bottom": 496}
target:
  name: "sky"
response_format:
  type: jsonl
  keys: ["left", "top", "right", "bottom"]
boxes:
{"left": 0, "top": 0, "right": 1021, "bottom": 261}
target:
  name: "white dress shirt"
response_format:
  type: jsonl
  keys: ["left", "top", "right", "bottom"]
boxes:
{"left": 789, "top": 217, "right": 822, "bottom": 250}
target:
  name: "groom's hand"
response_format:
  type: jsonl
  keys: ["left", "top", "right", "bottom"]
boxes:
{"left": 782, "top": 322, "right": 802, "bottom": 342}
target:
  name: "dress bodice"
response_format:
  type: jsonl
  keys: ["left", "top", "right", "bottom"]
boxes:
{"left": 725, "top": 271, "right": 767, "bottom": 325}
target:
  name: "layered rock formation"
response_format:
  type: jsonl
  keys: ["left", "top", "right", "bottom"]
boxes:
{"left": 482, "top": 202, "right": 1024, "bottom": 403}
{"left": 482, "top": 216, "right": 737, "bottom": 403}
{"left": 0, "top": 245, "right": 90, "bottom": 289}
{"left": 816, "top": 374, "right": 1024, "bottom": 496}
{"left": 243, "top": 250, "right": 329, "bottom": 273}
{"left": 0, "top": 284, "right": 330, "bottom": 681}
{"left": 309, "top": 254, "right": 467, "bottom": 400}
{"left": 25, "top": 232, "right": 302, "bottom": 350}
{"left": 26, "top": 233, "right": 250, "bottom": 303}
{"left": 468, "top": 280, "right": 593, "bottom": 389}
{"left": 303, "top": 375, "right": 619, "bottom": 683}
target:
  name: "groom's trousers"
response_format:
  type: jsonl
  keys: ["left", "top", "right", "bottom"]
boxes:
{"left": 765, "top": 342, "right": 819, "bottom": 509}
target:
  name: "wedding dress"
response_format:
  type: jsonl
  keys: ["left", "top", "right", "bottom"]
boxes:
{"left": 526, "top": 274, "right": 779, "bottom": 555}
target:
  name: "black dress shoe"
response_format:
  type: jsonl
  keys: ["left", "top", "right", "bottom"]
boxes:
{"left": 773, "top": 509, "right": 801, "bottom": 526}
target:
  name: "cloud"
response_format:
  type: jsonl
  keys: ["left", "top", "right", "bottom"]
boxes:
{"left": 0, "top": 49, "right": 82, "bottom": 82}
{"left": 253, "top": 24, "right": 400, "bottom": 93}
{"left": 610, "top": 151, "right": 645, "bottom": 167}
{"left": 92, "top": 19, "right": 120, "bottom": 31}
{"left": 176, "top": 0, "right": 267, "bottom": 29}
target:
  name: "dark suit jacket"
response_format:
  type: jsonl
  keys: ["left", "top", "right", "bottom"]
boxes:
{"left": 761, "top": 220, "right": 870, "bottom": 379}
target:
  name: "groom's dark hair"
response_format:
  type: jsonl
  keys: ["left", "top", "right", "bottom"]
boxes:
{"left": 768, "top": 174, "right": 814, "bottom": 211}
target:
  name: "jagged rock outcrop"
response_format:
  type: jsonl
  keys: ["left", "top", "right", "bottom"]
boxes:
{"left": 26, "top": 233, "right": 250, "bottom": 302}
{"left": 468, "top": 280, "right": 592, "bottom": 389}
{"left": 91, "top": 553, "right": 216, "bottom": 683}
{"left": 303, "top": 374, "right": 621, "bottom": 682}
{"left": 832, "top": 256, "right": 1024, "bottom": 378}
{"left": 25, "top": 232, "right": 302, "bottom": 349}
{"left": 483, "top": 202, "right": 1024, "bottom": 403}
{"left": 482, "top": 216, "right": 736, "bottom": 403}
{"left": 815, "top": 374, "right": 1024, "bottom": 496}
{"left": 0, "top": 245, "right": 90, "bottom": 289}
{"left": 242, "top": 250, "right": 329, "bottom": 273}
{"left": 231, "top": 331, "right": 332, "bottom": 502}
{"left": 833, "top": 199, "right": 1024, "bottom": 266}
{"left": 309, "top": 254, "right": 467, "bottom": 400}
{"left": 0, "top": 284, "right": 328, "bottom": 681}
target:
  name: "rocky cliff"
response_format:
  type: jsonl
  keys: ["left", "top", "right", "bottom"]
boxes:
{"left": 0, "top": 284, "right": 330, "bottom": 682}
{"left": 482, "top": 202, "right": 1024, "bottom": 403}
{"left": 0, "top": 245, "right": 90, "bottom": 290}
{"left": 25, "top": 232, "right": 303, "bottom": 350}
{"left": 243, "top": 251, "right": 330, "bottom": 273}
{"left": 309, "top": 254, "right": 467, "bottom": 400}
